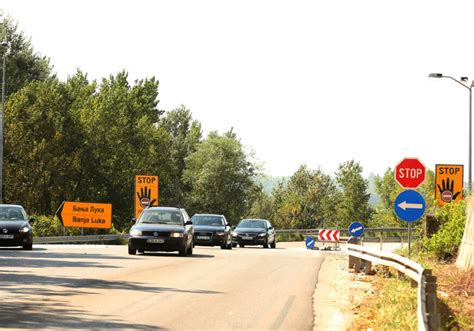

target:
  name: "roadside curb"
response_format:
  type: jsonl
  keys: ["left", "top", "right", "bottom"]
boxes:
{"left": 313, "top": 252, "right": 371, "bottom": 330}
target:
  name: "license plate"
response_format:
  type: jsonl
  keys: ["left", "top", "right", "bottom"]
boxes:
{"left": 0, "top": 234, "right": 14, "bottom": 239}
{"left": 242, "top": 236, "right": 253, "bottom": 240}
{"left": 197, "top": 236, "right": 210, "bottom": 240}
{"left": 147, "top": 238, "right": 164, "bottom": 244}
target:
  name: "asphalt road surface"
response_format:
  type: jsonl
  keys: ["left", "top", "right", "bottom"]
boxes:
{"left": 0, "top": 242, "right": 326, "bottom": 330}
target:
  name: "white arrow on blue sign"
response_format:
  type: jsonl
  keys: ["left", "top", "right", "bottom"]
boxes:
{"left": 394, "top": 189, "right": 426, "bottom": 222}
{"left": 349, "top": 222, "right": 365, "bottom": 237}
{"left": 305, "top": 236, "right": 315, "bottom": 249}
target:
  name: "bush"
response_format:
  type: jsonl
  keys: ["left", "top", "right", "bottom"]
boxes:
{"left": 424, "top": 200, "right": 466, "bottom": 261}
{"left": 32, "top": 215, "right": 64, "bottom": 237}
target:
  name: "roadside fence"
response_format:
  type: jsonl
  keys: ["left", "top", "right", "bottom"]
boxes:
{"left": 347, "top": 243, "right": 438, "bottom": 331}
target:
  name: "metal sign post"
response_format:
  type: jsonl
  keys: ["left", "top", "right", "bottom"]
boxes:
{"left": 408, "top": 223, "right": 411, "bottom": 259}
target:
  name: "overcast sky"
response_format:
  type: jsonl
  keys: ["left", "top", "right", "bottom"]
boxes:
{"left": 2, "top": 1, "right": 473, "bottom": 178}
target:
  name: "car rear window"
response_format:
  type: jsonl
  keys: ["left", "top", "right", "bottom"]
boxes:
{"left": 0, "top": 206, "right": 26, "bottom": 221}
{"left": 139, "top": 210, "right": 183, "bottom": 225}
{"left": 237, "top": 220, "right": 266, "bottom": 229}
{"left": 192, "top": 216, "right": 224, "bottom": 226}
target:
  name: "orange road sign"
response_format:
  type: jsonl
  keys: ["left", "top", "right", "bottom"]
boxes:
{"left": 435, "top": 164, "right": 463, "bottom": 206}
{"left": 135, "top": 175, "right": 159, "bottom": 219}
{"left": 56, "top": 201, "right": 112, "bottom": 229}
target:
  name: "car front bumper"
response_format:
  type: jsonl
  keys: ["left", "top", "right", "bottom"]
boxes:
{"left": 232, "top": 235, "right": 267, "bottom": 245}
{"left": 0, "top": 233, "right": 33, "bottom": 247}
{"left": 128, "top": 236, "right": 186, "bottom": 252}
{"left": 193, "top": 234, "right": 226, "bottom": 246}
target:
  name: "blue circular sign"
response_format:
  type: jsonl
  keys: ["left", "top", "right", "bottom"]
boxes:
{"left": 349, "top": 222, "right": 365, "bottom": 237}
{"left": 305, "top": 236, "right": 315, "bottom": 249}
{"left": 394, "top": 189, "right": 426, "bottom": 222}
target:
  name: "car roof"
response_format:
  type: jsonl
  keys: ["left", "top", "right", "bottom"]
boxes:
{"left": 145, "top": 206, "right": 181, "bottom": 211}
{"left": 241, "top": 219, "right": 268, "bottom": 222}
{"left": 0, "top": 204, "right": 24, "bottom": 208}
{"left": 193, "top": 214, "right": 224, "bottom": 217}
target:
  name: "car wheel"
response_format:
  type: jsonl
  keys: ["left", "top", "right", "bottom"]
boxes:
{"left": 228, "top": 241, "right": 233, "bottom": 250}
{"left": 179, "top": 246, "right": 187, "bottom": 256}
{"left": 239, "top": 244, "right": 245, "bottom": 248}
{"left": 22, "top": 243, "right": 33, "bottom": 250}
{"left": 221, "top": 243, "right": 227, "bottom": 249}
{"left": 138, "top": 249, "right": 144, "bottom": 254}
{"left": 232, "top": 243, "right": 237, "bottom": 248}
{"left": 271, "top": 240, "right": 276, "bottom": 249}
{"left": 128, "top": 246, "right": 136, "bottom": 255}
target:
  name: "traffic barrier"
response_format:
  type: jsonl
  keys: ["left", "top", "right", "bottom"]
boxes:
{"left": 34, "top": 234, "right": 130, "bottom": 244}
{"left": 347, "top": 244, "right": 438, "bottom": 331}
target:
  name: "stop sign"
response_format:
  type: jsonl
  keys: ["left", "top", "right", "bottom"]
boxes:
{"left": 395, "top": 158, "right": 426, "bottom": 188}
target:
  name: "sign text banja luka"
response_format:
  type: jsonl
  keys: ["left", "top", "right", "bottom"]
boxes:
{"left": 56, "top": 202, "right": 112, "bottom": 229}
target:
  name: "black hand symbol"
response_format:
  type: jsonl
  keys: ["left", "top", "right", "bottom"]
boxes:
{"left": 437, "top": 178, "right": 461, "bottom": 201}
{"left": 137, "top": 186, "right": 157, "bottom": 208}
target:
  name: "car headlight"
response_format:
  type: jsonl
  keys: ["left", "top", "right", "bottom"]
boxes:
{"left": 258, "top": 233, "right": 267, "bottom": 237}
{"left": 232, "top": 231, "right": 237, "bottom": 237}
{"left": 215, "top": 232, "right": 225, "bottom": 236}
{"left": 170, "top": 232, "right": 184, "bottom": 238}
{"left": 130, "top": 229, "right": 142, "bottom": 236}
{"left": 19, "top": 226, "right": 30, "bottom": 233}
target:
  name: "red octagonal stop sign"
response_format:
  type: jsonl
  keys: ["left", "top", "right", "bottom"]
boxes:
{"left": 395, "top": 158, "right": 426, "bottom": 189}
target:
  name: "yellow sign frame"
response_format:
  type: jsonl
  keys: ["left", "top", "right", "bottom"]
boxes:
{"left": 435, "top": 164, "right": 463, "bottom": 206}
{"left": 57, "top": 201, "right": 112, "bottom": 229}
{"left": 135, "top": 175, "right": 159, "bottom": 219}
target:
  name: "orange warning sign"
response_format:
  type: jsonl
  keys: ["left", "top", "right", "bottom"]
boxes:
{"left": 435, "top": 164, "right": 463, "bottom": 206}
{"left": 135, "top": 175, "right": 159, "bottom": 219}
{"left": 57, "top": 201, "right": 112, "bottom": 228}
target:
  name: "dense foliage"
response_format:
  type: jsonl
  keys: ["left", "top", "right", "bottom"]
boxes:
{"left": 425, "top": 200, "right": 467, "bottom": 260}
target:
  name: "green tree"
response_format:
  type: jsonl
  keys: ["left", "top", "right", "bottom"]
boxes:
{"left": 77, "top": 71, "right": 167, "bottom": 228}
{"left": 183, "top": 130, "right": 258, "bottom": 223}
{"left": 1, "top": 15, "right": 51, "bottom": 97}
{"left": 159, "top": 105, "right": 202, "bottom": 206}
{"left": 335, "top": 160, "right": 372, "bottom": 228}
{"left": 4, "top": 77, "right": 82, "bottom": 214}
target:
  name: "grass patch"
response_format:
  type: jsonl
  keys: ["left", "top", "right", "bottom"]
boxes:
{"left": 276, "top": 233, "right": 305, "bottom": 242}
{"left": 352, "top": 268, "right": 418, "bottom": 330}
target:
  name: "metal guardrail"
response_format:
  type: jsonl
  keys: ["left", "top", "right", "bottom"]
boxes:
{"left": 34, "top": 234, "right": 130, "bottom": 244}
{"left": 347, "top": 244, "right": 438, "bottom": 331}
{"left": 276, "top": 227, "right": 409, "bottom": 234}
{"left": 34, "top": 228, "right": 410, "bottom": 244}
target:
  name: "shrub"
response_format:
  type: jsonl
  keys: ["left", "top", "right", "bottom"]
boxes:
{"left": 32, "top": 215, "right": 64, "bottom": 237}
{"left": 424, "top": 200, "right": 466, "bottom": 260}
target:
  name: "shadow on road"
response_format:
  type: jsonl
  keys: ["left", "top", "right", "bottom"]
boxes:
{"left": 0, "top": 249, "right": 137, "bottom": 270}
{"left": 0, "top": 299, "right": 162, "bottom": 330}
{"left": 141, "top": 252, "right": 215, "bottom": 258}
{"left": 0, "top": 271, "right": 222, "bottom": 295}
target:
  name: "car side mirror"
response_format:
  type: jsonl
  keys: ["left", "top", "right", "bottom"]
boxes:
{"left": 29, "top": 217, "right": 36, "bottom": 224}
{"left": 131, "top": 218, "right": 136, "bottom": 223}
{"left": 185, "top": 220, "right": 193, "bottom": 226}
{"left": 268, "top": 226, "right": 273, "bottom": 230}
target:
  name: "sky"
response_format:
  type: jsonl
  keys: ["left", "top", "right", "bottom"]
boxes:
{"left": 2, "top": 0, "right": 474, "bottom": 178}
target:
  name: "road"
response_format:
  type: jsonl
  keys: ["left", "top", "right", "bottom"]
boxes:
{"left": 0, "top": 242, "right": 326, "bottom": 330}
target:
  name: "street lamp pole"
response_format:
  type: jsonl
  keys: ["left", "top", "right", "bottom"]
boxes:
{"left": 0, "top": 48, "right": 6, "bottom": 203}
{"left": 429, "top": 73, "right": 474, "bottom": 194}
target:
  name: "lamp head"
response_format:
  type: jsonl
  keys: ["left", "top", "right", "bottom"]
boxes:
{"left": 461, "top": 77, "right": 469, "bottom": 82}
{"left": 428, "top": 73, "right": 443, "bottom": 78}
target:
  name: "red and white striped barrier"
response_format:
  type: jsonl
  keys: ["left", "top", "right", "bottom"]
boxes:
{"left": 318, "top": 229, "right": 340, "bottom": 241}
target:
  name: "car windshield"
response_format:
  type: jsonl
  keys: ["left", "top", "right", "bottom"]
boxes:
{"left": 192, "top": 215, "right": 224, "bottom": 226}
{"left": 237, "top": 220, "right": 267, "bottom": 229}
{"left": 0, "top": 206, "right": 27, "bottom": 221}
{"left": 139, "top": 210, "right": 183, "bottom": 225}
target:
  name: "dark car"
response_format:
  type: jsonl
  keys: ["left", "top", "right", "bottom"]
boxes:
{"left": 191, "top": 214, "right": 232, "bottom": 250}
{"left": 128, "top": 207, "right": 193, "bottom": 256}
{"left": 232, "top": 219, "right": 276, "bottom": 248}
{"left": 0, "top": 204, "right": 35, "bottom": 250}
